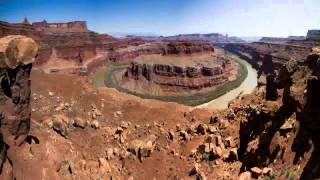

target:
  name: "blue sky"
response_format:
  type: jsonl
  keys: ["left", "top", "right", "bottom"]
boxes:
{"left": 0, "top": 0, "right": 319, "bottom": 37}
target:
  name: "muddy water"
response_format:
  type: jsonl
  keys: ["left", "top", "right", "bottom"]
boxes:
{"left": 93, "top": 66, "right": 108, "bottom": 87}
{"left": 197, "top": 59, "right": 258, "bottom": 110}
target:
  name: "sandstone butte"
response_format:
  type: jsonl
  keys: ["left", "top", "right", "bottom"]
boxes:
{"left": 0, "top": 18, "right": 320, "bottom": 180}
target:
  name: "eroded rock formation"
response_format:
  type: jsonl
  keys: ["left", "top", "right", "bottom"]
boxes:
{"left": 0, "top": 35, "right": 37, "bottom": 179}
{"left": 123, "top": 55, "right": 231, "bottom": 90}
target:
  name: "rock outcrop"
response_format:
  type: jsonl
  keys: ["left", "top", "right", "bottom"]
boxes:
{"left": 238, "top": 47, "right": 320, "bottom": 179}
{"left": 0, "top": 35, "right": 37, "bottom": 179}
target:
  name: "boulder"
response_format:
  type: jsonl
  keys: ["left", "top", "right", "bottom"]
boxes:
{"left": 212, "top": 146, "right": 223, "bottom": 158}
{"left": 226, "top": 148, "right": 238, "bottom": 162}
{"left": 57, "top": 160, "right": 72, "bottom": 176}
{"left": 120, "top": 121, "right": 130, "bottom": 129}
{"left": 224, "top": 136, "right": 236, "bottom": 148}
{"left": 279, "top": 120, "right": 293, "bottom": 131}
{"left": 207, "top": 126, "right": 217, "bottom": 134}
{"left": 209, "top": 116, "right": 219, "bottom": 124}
{"left": 98, "top": 158, "right": 111, "bottom": 174}
{"left": 48, "top": 91, "right": 54, "bottom": 96}
{"left": 168, "top": 129, "right": 174, "bottom": 140}
{"left": 262, "top": 167, "right": 273, "bottom": 175}
{"left": 91, "top": 120, "right": 100, "bottom": 129}
{"left": 42, "top": 118, "right": 53, "bottom": 130}
{"left": 197, "top": 172, "right": 207, "bottom": 180}
{"left": 127, "top": 137, "right": 156, "bottom": 161}
{"left": 73, "top": 117, "right": 88, "bottom": 129}
{"left": 176, "top": 123, "right": 182, "bottom": 131}
{"left": 189, "top": 163, "right": 200, "bottom": 176}
{"left": 0, "top": 35, "right": 38, "bottom": 69}
{"left": 106, "top": 148, "right": 114, "bottom": 160}
{"left": 115, "top": 127, "right": 124, "bottom": 134}
{"left": 250, "top": 167, "right": 262, "bottom": 178}
{"left": 139, "top": 141, "right": 154, "bottom": 159}
{"left": 179, "top": 130, "right": 190, "bottom": 141}
{"left": 196, "top": 124, "right": 208, "bottom": 135}
{"left": 206, "top": 134, "right": 224, "bottom": 147}
{"left": 198, "top": 143, "right": 213, "bottom": 154}
{"left": 52, "top": 115, "right": 69, "bottom": 138}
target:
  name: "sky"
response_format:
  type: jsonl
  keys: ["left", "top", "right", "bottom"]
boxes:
{"left": 0, "top": 0, "right": 319, "bottom": 37}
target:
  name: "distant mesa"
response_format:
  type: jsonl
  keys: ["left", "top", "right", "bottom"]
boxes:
{"left": 307, "top": 30, "right": 320, "bottom": 41}
{"left": 32, "top": 19, "right": 88, "bottom": 33}
{"left": 126, "top": 33, "right": 246, "bottom": 44}
{"left": 259, "top": 36, "right": 306, "bottom": 43}
{"left": 1, "top": 17, "right": 88, "bottom": 33}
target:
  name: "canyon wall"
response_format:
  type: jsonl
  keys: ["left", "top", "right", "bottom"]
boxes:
{"left": 1, "top": 20, "right": 215, "bottom": 70}
{"left": 109, "top": 41, "right": 215, "bottom": 62}
{"left": 0, "top": 20, "right": 216, "bottom": 75}
{"left": 0, "top": 21, "right": 120, "bottom": 66}
{"left": 224, "top": 42, "right": 312, "bottom": 72}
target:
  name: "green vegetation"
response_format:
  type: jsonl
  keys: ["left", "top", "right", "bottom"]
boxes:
{"left": 100, "top": 53, "right": 248, "bottom": 106}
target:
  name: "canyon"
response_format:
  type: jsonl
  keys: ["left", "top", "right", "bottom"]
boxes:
{"left": 1, "top": 17, "right": 320, "bottom": 180}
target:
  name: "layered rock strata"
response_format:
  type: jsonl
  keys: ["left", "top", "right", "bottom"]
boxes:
{"left": 0, "top": 20, "right": 215, "bottom": 75}
{"left": 108, "top": 41, "right": 215, "bottom": 62}
{"left": 123, "top": 56, "right": 231, "bottom": 90}
{"left": 224, "top": 42, "right": 312, "bottom": 71}
{"left": 0, "top": 20, "right": 145, "bottom": 67}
